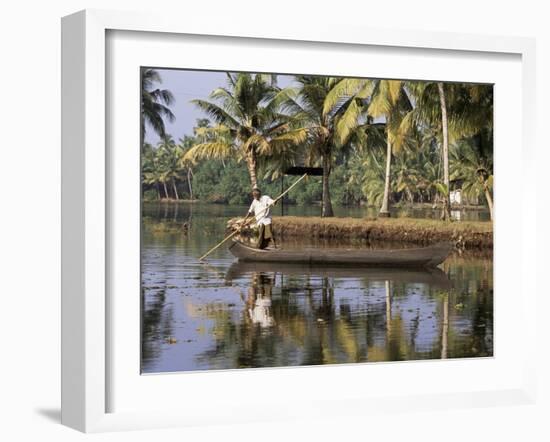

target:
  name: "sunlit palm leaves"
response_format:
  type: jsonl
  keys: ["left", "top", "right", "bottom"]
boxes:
{"left": 184, "top": 73, "right": 307, "bottom": 187}
{"left": 366, "top": 80, "right": 413, "bottom": 215}
{"left": 400, "top": 81, "right": 493, "bottom": 219}
{"left": 140, "top": 69, "right": 493, "bottom": 215}
{"left": 450, "top": 136, "right": 494, "bottom": 219}
{"left": 361, "top": 150, "right": 386, "bottom": 207}
{"left": 279, "top": 75, "right": 371, "bottom": 216}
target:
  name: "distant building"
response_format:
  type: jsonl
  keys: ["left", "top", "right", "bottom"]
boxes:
{"left": 450, "top": 189, "right": 462, "bottom": 205}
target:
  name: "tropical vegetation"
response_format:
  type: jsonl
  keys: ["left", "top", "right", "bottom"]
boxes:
{"left": 141, "top": 68, "right": 175, "bottom": 140}
{"left": 140, "top": 69, "right": 494, "bottom": 220}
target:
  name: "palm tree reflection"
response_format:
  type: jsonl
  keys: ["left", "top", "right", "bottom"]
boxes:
{"left": 181, "top": 261, "right": 492, "bottom": 370}
{"left": 441, "top": 293, "right": 449, "bottom": 359}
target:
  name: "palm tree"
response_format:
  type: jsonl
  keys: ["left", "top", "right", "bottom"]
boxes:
{"left": 360, "top": 133, "right": 423, "bottom": 208}
{"left": 367, "top": 80, "right": 413, "bottom": 217}
{"left": 403, "top": 81, "right": 450, "bottom": 217}
{"left": 160, "top": 135, "right": 183, "bottom": 200}
{"left": 141, "top": 135, "right": 185, "bottom": 201}
{"left": 178, "top": 134, "right": 197, "bottom": 200}
{"left": 361, "top": 149, "right": 386, "bottom": 208}
{"left": 450, "top": 137, "right": 493, "bottom": 220}
{"left": 142, "top": 145, "right": 166, "bottom": 200}
{"left": 157, "top": 135, "right": 183, "bottom": 200}
{"left": 141, "top": 142, "right": 161, "bottom": 199}
{"left": 141, "top": 68, "right": 175, "bottom": 140}
{"left": 183, "top": 73, "right": 307, "bottom": 188}
{"left": 437, "top": 82, "right": 451, "bottom": 220}
{"left": 282, "top": 76, "right": 373, "bottom": 217}
{"left": 394, "top": 152, "right": 423, "bottom": 204}
{"left": 408, "top": 82, "right": 493, "bottom": 220}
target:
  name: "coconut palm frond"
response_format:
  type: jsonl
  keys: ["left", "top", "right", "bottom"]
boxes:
{"left": 334, "top": 98, "right": 363, "bottom": 145}
{"left": 149, "top": 88, "right": 175, "bottom": 107}
{"left": 194, "top": 124, "right": 232, "bottom": 138}
{"left": 368, "top": 82, "right": 391, "bottom": 118}
{"left": 269, "top": 128, "right": 308, "bottom": 150}
{"left": 141, "top": 69, "right": 175, "bottom": 138}
{"left": 322, "top": 78, "right": 364, "bottom": 117}
{"left": 183, "top": 141, "right": 235, "bottom": 164}
{"left": 387, "top": 80, "right": 403, "bottom": 105}
{"left": 242, "top": 134, "right": 270, "bottom": 155}
{"left": 191, "top": 99, "right": 242, "bottom": 129}
{"left": 393, "top": 111, "right": 415, "bottom": 153}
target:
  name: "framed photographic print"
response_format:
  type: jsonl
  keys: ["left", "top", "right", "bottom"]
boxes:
{"left": 61, "top": 9, "right": 537, "bottom": 432}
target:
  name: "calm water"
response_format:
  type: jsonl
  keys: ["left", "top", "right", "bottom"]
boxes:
{"left": 141, "top": 203, "right": 493, "bottom": 373}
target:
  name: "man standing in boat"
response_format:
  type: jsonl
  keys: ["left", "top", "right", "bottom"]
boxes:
{"left": 242, "top": 186, "right": 278, "bottom": 249}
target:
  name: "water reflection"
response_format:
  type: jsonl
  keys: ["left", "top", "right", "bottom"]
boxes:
{"left": 245, "top": 273, "right": 275, "bottom": 328}
{"left": 140, "top": 203, "right": 493, "bottom": 373}
{"left": 226, "top": 262, "right": 453, "bottom": 288}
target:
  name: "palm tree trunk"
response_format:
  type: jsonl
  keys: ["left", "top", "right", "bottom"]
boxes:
{"left": 172, "top": 178, "right": 179, "bottom": 200}
{"left": 246, "top": 151, "right": 258, "bottom": 188}
{"left": 407, "top": 189, "right": 413, "bottom": 204}
{"left": 187, "top": 168, "right": 194, "bottom": 200}
{"left": 379, "top": 127, "right": 392, "bottom": 217}
{"left": 321, "top": 152, "right": 334, "bottom": 217}
{"left": 156, "top": 183, "right": 161, "bottom": 200}
{"left": 163, "top": 181, "right": 169, "bottom": 200}
{"left": 438, "top": 82, "right": 451, "bottom": 221}
{"left": 484, "top": 184, "right": 494, "bottom": 221}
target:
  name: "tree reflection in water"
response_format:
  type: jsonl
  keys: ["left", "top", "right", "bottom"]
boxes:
{"left": 140, "top": 206, "right": 493, "bottom": 373}
{"left": 154, "top": 261, "right": 492, "bottom": 372}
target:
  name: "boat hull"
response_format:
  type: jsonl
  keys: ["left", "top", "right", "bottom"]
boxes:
{"left": 228, "top": 240, "right": 452, "bottom": 268}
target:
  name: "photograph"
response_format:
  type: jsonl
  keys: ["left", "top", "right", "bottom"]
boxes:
{"left": 140, "top": 68, "right": 493, "bottom": 374}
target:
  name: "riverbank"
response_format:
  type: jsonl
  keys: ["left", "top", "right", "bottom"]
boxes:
{"left": 229, "top": 216, "right": 493, "bottom": 250}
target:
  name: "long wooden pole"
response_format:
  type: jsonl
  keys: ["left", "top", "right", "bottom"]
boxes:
{"left": 198, "top": 173, "right": 307, "bottom": 261}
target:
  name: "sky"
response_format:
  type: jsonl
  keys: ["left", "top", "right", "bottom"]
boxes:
{"left": 143, "top": 69, "right": 294, "bottom": 146}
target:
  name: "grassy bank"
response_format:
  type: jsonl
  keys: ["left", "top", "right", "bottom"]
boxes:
{"left": 230, "top": 216, "right": 493, "bottom": 250}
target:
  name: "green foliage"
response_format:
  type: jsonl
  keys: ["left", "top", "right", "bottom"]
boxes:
{"left": 434, "top": 182, "right": 449, "bottom": 198}
{"left": 216, "top": 162, "right": 251, "bottom": 205}
{"left": 140, "top": 71, "right": 494, "bottom": 219}
{"left": 143, "top": 188, "right": 158, "bottom": 202}
{"left": 183, "top": 73, "right": 307, "bottom": 187}
{"left": 141, "top": 69, "right": 175, "bottom": 139}
{"left": 329, "top": 154, "right": 364, "bottom": 206}
{"left": 290, "top": 179, "right": 322, "bottom": 205}
{"left": 450, "top": 132, "right": 494, "bottom": 206}
{"left": 191, "top": 159, "right": 225, "bottom": 202}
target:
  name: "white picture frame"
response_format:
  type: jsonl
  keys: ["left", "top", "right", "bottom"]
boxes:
{"left": 61, "top": 9, "right": 537, "bottom": 433}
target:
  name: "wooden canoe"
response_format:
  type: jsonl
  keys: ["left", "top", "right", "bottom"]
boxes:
{"left": 228, "top": 240, "right": 453, "bottom": 268}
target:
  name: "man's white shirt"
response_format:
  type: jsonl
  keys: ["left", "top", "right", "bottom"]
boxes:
{"left": 248, "top": 195, "right": 274, "bottom": 226}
